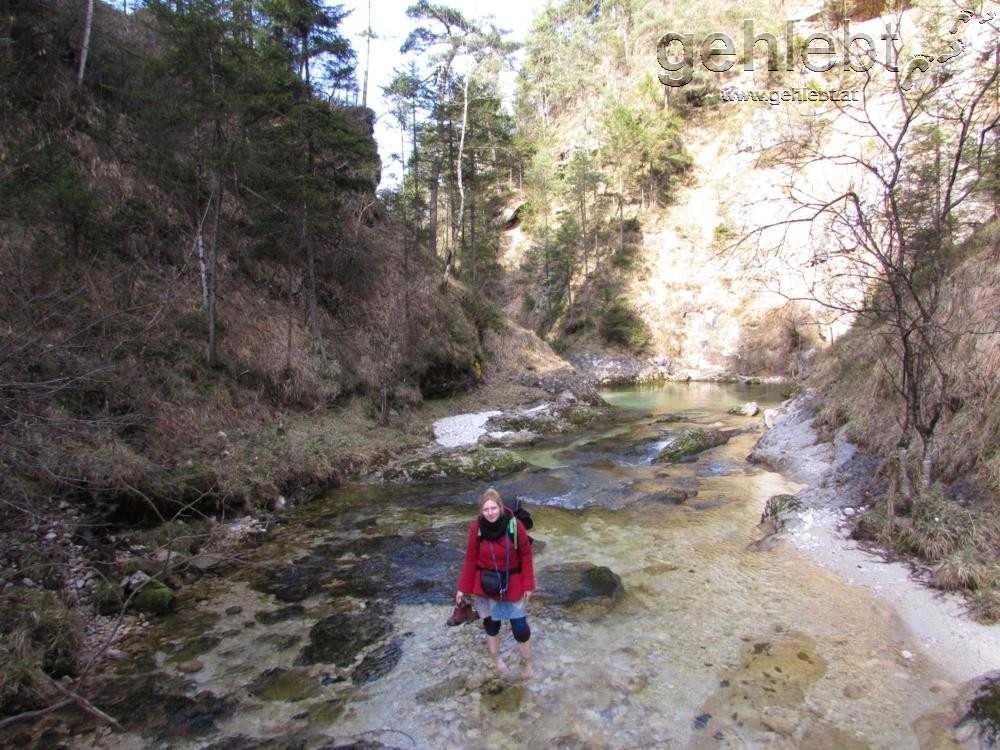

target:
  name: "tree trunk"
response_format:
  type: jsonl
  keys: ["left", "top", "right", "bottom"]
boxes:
{"left": 301, "top": 206, "right": 326, "bottom": 361}
{"left": 428, "top": 65, "right": 450, "bottom": 259}
{"left": 618, "top": 191, "right": 624, "bottom": 258}
{"left": 400, "top": 126, "right": 411, "bottom": 329}
{"left": 470, "top": 168, "right": 477, "bottom": 287}
{"left": 194, "top": 199, "right": 212, "bottom": 311}
{"left": 410, "top": 102, "right": 419, "bottom": 238}
{"left": 206, "top": 175, "right": 223, "bottom": 368}
{"left": 196, "top": 228, "right": 208, "bottom": 311}
{"left": 897, "top": 440, "right": 913, "bottom": 500}
{"left": 593, "top": 227, "right": 598, "bottom": 275}
{"left": 361, "top": 0, "right": 371, "bottom": 108}
{"left": 444, "top": 71, "right": 471, "bottom": 284}
{"left": 920, "top": 434, "right": 934, "bottom": 488}
{"left": 285, "top": 261, "right": 294, "bottom": 374}
{"left": 429, "top": 169, "right": 440, "bottom": 257}
{"left": 77, "top": 0, "right": 94, "bottom": 88}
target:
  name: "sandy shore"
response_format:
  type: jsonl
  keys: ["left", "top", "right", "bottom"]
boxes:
{"left": 752, "top": 393, "right": 1000, "bottom": 685}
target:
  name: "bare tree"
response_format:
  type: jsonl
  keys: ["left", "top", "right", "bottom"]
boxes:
{"left": 77, "top": 0, "right": 94, "bottom": 87}
{"left": 739, "top": 14, "right": 999, "bottom": 495}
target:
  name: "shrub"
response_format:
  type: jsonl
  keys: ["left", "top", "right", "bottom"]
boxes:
{"left": 932, "top": 551, "right": 990, "bottom": 591}
{"left": 853, "top": 484, "right": 1000, "bottom": 622}
{"left": 459, "top": 290, "right": 504, "bottom": 342}
{"left": 599, "top": 296, "right": 651, "bottom": 353}
{"left": 970, "top": 584, "right": 1000, "bottom": 624}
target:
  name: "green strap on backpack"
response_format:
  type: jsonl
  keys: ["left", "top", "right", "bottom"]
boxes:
{"left": 477, "top": 515, "right": 520, "bottom": 550}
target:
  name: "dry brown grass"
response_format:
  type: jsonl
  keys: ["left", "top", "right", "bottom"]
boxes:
{"left": 0, "top": 589, "right": 82, "bottom": 713}
{"left": 734, "top": 301, "right": 826, "bottom": 377}
{"left": 929, "top": 252, "right": 1000, "bottom": 490}
{"left": 821, "top": 241, "right": 1000, "bottom": 621}
{"left": 931, "top": 551, "right": 991, "bottom": 591}
{"left": 813, "top": 245, "right": 1000, "bottom": 490}
{"left": 484, "top": 319, "right": 573, "bottom": 379}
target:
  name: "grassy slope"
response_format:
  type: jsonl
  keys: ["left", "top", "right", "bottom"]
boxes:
{"left": 811, "top": 247, "right": 1000, "bottom": 620}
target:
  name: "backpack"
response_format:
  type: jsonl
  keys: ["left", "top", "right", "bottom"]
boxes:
{"left": 511, "top": 497, "right": 534, "bottom": 531}
{"left": 478, "top": 497, "right": 534, "bottom": 549}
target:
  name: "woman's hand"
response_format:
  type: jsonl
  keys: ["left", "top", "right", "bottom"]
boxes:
{"left": 455, "top": 590, "right": 465, "bottom": 605}
{"left": 524, "top": 590, "right": 533, "bottom": 602}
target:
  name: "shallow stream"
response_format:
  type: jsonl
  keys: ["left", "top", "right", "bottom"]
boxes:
{"left": 80, "top": 382, "right": 969, "bottom": 749}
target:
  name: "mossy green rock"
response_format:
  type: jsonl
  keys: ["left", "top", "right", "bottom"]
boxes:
{"left": 654, "top": 428, "right": 730, "bottom": 463}
{"left": 248, "top": 667, "right": 319, "bottom": 702}
{"left": 131, "top": 583, "right": 175, "bottom": 615}
{"left": 536, "top": 562, "right": 625, "bottom": 620}
{"left": 388, "top": 447, "right": 527, "bottom": 481}
{"left": 967, "top": 675, "right": 1000, "bottom": 745}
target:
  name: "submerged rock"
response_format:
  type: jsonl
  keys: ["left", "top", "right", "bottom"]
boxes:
{"left": 352, "top": 637, "right": 404, "bottom": 685}
{"left": 643, "top": 487, "right": 697, "bottom": 505}
{"left": 655, "top": 413, "right": 687, "bottom": 424}
{"left": 536, "top": 562, "right": 624, "bottom": 618}
{"left": 176, "top": 660, "right": 204, "bottom": 674}
{"left": 87, "top": 672, "right": 232, "bottom": 742}
{"left": 248, "top": 667, "right": 319, "bottom": 702}
{"left": 256, "top": 527, "right": 463, "bottom": 607}
{"left": 296, "top": 604, "right": 394, "bottom": 668}
{"left": 255, "top": 605, "right": 306, "bottom": 625}
{"left": 915, "top": 670, "right": 1000, "bottom": 748}
{"left": 691, "top": 631, "right": 831, "bottom": 746}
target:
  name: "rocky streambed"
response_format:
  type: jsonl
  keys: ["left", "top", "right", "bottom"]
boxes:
{"left": 10, "top": 381, "right": 999, "bottom": 749}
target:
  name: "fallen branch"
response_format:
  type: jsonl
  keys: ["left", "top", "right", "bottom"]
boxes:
{"left": 46, "top": 673, "right": 124, "bottom": 732}
{"left": 0, "top": 672, "right": 125, "bottom": 734}
{"left": 0, "top": 698, "right": 74, "bottom": 731}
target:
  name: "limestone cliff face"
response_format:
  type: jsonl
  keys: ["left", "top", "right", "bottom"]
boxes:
{"left": 502, "top": 1, "right": 996, "bottom": 380}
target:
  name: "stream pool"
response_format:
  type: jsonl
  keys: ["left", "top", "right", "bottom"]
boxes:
{"left": 74, "top": 382, "right": 968, "bottom": 749}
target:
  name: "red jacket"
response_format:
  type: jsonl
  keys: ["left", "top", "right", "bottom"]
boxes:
{"left": 458, "top": 511, "right": 534, "bottom": 601}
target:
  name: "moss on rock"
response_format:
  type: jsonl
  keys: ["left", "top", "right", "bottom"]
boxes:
{"left": 654, "top": 428, "right": 730, "bottom": 463}
{"left": 248, "top": 667, "right": 320, "bottom": 702}
{"left": 131, "top": 583, "right": 175, "bottom": 615}
{"left": 386, "top": 447, "right": 527, "bottom": 482}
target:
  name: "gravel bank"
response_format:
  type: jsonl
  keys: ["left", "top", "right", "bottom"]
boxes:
{"left": 752, "top": 392, "right": 1000, "bottom": 684}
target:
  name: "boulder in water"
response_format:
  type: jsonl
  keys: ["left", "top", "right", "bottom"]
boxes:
{"left": 535, "top": 562, "right": 624, "bottom": 619}
{"left": 728, "top": 402, "right": 760, "bottom": 417}
{"left": 653, "top": 428, "right": 731, "bottom": 463}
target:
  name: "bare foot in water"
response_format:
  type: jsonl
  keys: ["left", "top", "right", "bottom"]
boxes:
{"left": 522, "top": 661, "right": 535, "bottom": 679}
{"left": 495, "top": 658, "right": 510, "bottom": 676}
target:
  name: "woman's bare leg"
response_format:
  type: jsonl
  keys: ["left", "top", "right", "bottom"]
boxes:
{"left": 487, "top": 634, "right": 508, "bottom": 674}
{"left": 517, "top": 640, "right": 534, "bottom": 678}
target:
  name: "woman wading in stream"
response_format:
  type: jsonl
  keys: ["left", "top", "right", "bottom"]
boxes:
{"left": 456, "top": 488, "right": 535, "bottom": 677}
